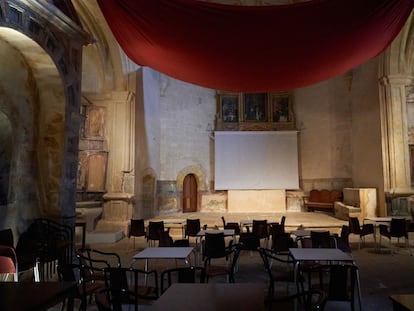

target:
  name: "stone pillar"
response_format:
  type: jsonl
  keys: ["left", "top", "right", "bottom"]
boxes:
{"left": 379, "top": 75, "right": 413, "bottom": 194}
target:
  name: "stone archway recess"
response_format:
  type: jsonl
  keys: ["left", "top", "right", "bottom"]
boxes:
{"left": 177, "top": 166, "right": 208, "bottom": 212}
{"left": 0, "top": 1, "right": 92, "bottom": 233}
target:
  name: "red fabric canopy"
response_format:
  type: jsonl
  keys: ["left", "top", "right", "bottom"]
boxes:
{"left": 97, "top": 0, "right": 414, "bottom": 92}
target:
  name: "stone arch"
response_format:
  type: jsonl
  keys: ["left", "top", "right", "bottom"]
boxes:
{"left": 176, "top": 165, "right": 207, "bottom": 192}
{"left": 377, "top": 15, "right": 414, "bottom": 214}
{"left": 141, "top": 167, "right": 158, "bottom": 219}
{"left": 176, "top": 165, "right": 207, "bottom": 212}
{"left": 0, "top": 1, "right": 91, "bottom": 231}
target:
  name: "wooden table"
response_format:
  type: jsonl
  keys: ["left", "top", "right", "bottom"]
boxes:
{"left": 152, "top": 283, "right": 265, "bottom": 311}
{"left": 0, "top": 281, "right": 76, "bottom": 311}
{"left": 390, "top": 294, "right": 414, "bottom": 311}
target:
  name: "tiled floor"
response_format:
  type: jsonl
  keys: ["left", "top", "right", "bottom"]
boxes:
{"left": 55, "top": 212, "right": 414, "bottom": 310}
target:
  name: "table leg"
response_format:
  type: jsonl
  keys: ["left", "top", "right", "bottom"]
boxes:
{"left": 294, "top": 261, "right": 300, "bottom": 311}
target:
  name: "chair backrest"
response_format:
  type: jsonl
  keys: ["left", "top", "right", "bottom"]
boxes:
{"left": 0, "top": 245, "right": 18, "bottom": 281}
{"left": 252, "top": 220, "right": 268, "bottom": 239}
{"left": 160, "top": 266, "right": 206, "bottom": 293}
{"left": 269, "top": 223, "right": 285, "bottom": 236}
{"left": 311, "top": 231, "right": 335, "bottom": 248}
{"left": 319, "top": 264, "right": 360, "bottom": 309}
{"left": 390, "top": 218, "right": 408, "bottom": 237}
{"left": 0, "top": 228, "right": 14, "bottom": 247}
{"left": 336, "top": 225, "right": 351, "bottom": 253}
{"left": 280, "top": 215, "right": 286, "bottom": 231}
{"left": 159, "top": 230, "right": 174, "bottom": 247}
{"left": 76, "top": 248, "right": 121, "bottom": 269}
{"left": 185, "top": 219, "right": 201, "bottom": 237}
{"left": 147, "top": 221, "right": 165, "bottom": 241}
{"left": 348, "top": 217, "right": 362, "bottom": 234}
{"left": 298, "top": 236, "right": 313, "bottom": 248}
{"left": 271, "top": 232, "right": 295, "bottom": 253}
{"left": 129, "top": 219, "right": 146, "bottom": 238}
{"left": 204, "top": 232, "right": 226, "bottom": 258}
{"left": 239, "top": 232, "right": 260, "bottom": 250}
{"left": 104, "top": 267, "right": 159, "bottom": 305}
{"left": 221, "top": 216, "right": 241, "bottom": 235}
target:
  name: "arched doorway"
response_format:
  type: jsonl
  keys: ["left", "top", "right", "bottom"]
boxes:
{"left": 182, "top": 174, "right": 198, "bottom": 213}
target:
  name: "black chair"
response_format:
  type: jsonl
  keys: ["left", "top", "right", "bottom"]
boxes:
{"left": 268, "top": 215, "right": 286, "bottom": 237}
{"left": 267, "top": 289, "right": 327, "bottom": 311}
{"left": 94, "top": 287, "right": 115, "bottom": 311}
{"left": 271, "top": 232, "right": 296, "bottom": 256}
{"left": 159, "top": 230, "right": 190, "bottom": 247}
{"left": 310, "top": 231, "right": 337, "bottom": 248}
{"left": 309, "top": 264, "right": 361, "bottom": 311}
{"left": 203, "top": 232, "right": 241, "bottom": 283}
{"left": 76, "top": 248, "right": 121, "bottom": 284}
{"left": 160, "top": 266, "right": 206, "bottom": 294}
{"left": 348, "top": 217, "right": 375, "bottom": 249}
{"left": 258, "top": 247, "right": 304, "bottom": 301}
{"left": 335, "top": 225, "right": 352, "bottom": 254}
{"left": 127, "top": 219, "right": 146, "bottom": 250}
{"left": 250, "top": 220, "right": 270, "bottom": 247}
{"left": 147, "top": 221, "right": 166, "bottom": 246}
{"left": 379, "top": 218, "right": 411, "bottom": 255}
{"left": 239, "top": 232, "right": 261, "bottom": 251}
{"left": 57, "top": 263, "right": 105, "bottom": 311}
{"left": 104, "top": 266, "right": 159, "bottom": 310}
{"left": 221, "top": 216, "right": 241, "bottom": 236}
{"left": 185, "top": 219, "right": 201, "bottom": 247}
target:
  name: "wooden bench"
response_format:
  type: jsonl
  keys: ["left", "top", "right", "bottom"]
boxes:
{"left": 303, "top": 189, "right": 342, "bottom": 213}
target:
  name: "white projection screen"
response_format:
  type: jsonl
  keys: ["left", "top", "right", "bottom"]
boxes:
{"left": 214, "top": 131, "right": 299, "bottom": 190}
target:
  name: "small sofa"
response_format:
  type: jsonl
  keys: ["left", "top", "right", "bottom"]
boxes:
{"left": 303, "top": 189, "right": 342, "bottom": 213}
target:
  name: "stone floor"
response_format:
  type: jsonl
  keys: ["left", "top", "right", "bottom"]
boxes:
{"left": 64, "top": 211, "right": 414, "bottom": 310}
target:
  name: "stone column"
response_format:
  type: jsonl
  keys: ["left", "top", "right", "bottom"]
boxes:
{"left": 85, "top": 91, "right": 136, "bottom": 222}
{"left": 379, "top": 75, "right": 413, "bottom": 194}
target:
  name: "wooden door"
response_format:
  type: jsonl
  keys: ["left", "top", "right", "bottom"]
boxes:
{"left": 183, "top": 174, "right": 197, "bottom": 213}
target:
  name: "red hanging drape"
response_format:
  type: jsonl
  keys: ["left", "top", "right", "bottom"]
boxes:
{"left": 97, "top": 0, "right": 414, "bottom": 92}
